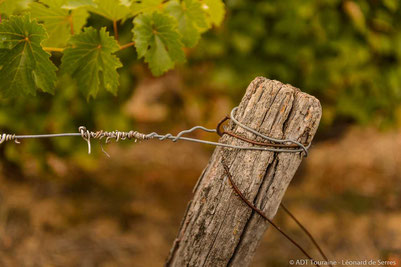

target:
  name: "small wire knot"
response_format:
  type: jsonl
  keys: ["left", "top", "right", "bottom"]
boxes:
{"left": 78, "top": 127, "right": 149, "bottom": 155}
{"left": 0, "top": 133, "right": 20, "bottom": 144}
{"left": 2, "top": 106, "right": 310, "bottom": 157}
{"left": 79, "top": 126, "right": 92, "bottom": 154}
{"left": 229, "top": 107, "right": 309, "bottom": 156}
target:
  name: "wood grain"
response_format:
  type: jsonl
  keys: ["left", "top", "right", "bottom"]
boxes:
{"left": 166, "top": 77, "right": 322, "bottom": 267}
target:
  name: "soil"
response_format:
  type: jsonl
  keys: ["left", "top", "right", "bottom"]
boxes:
{"left": 0, "top": 127, "right": 400, "bottom": 266}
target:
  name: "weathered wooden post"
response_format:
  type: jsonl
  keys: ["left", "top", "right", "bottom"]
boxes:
{"left": 166, "top": 77, "right": 322, "bottom": 267}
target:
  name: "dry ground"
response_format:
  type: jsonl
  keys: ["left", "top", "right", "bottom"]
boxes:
{"left": 0, "top": 126, "right": 400, "bottom": 267}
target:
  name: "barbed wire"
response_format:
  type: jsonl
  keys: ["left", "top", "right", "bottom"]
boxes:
{"left": 0, "top": 106, "right": 309, "bottom": 156}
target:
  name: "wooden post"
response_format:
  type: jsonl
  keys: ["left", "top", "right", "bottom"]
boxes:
{"left": 166, "top": 77, "right": 322, "bottom": 267}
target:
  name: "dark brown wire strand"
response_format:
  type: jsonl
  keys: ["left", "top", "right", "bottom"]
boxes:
{"left": 221, "top": 159, "right": 320, "bottom": 267}
{"left": 1, "top": 110, "right": 330, "bottom": 265}
{"left": 280, "top": 203, "right": 333, "bottom": 267}
{"left": 216, "top": 116, "right": 306, "bottom": 149}
{"left": 218, "top": 116, "right": 332, "bottom": 266}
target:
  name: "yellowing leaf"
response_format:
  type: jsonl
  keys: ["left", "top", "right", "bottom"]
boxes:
{"left": 130, "top": 0, "right": 164, "bottom": 16}
{"left": 133, "top": 12, "right": 185, "bottom": 76}
{"left": 0, "top": 0, "right": 31, "bottom": 16}
{"left": 30, "top": 0, "right": 89, "bottom": 47}
{"left": 63, "top": 0, "right": 95, "bottom": 9}
{"left": 89, "top": 0, "right": 130, "bottom": 21}
{"left": 199, "top": 0, "right": 225, "bottom": 28}
{"left": 166, "top": 0, "right": 207, "bottom": 47}
{"left": 61, "top": 27, "right": 122, "bottom": 99}
{"left": 0, "top": 15, "right": 57, "bottom": 97}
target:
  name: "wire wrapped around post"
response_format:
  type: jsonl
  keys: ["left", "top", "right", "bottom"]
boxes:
{"left": 0, "top": 106, "right": 310, "bottom": 156}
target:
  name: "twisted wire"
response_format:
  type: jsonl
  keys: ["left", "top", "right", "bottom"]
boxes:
{"left": 230, "top": 107, "right": 309, "bottom": 155}
{"left": 221, "top": 159, "right": 320, "bottom": 267}
{"left": 0, "top": 106, "right": 309, "bottom": 156}
{"left": 0, "top": 107, "right": 324, "bottom": 262}
{"left": 0, "top": 133, "right": 20, "bottom": 144}
{"left": 78, "top": 126, "right": 149, "bottom": 154}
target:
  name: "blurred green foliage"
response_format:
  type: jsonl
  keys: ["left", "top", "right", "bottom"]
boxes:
{"left": 194, "top": 0, "right": 401, "bottom": 127}
{"left": 1, "top": 0, "right": 401, "bottom": 169}
{"left": 0, "top": 0, "right": 225, "bottom": 98}
{"left": 0, "top": 0, "right": 224, "bottom": 168}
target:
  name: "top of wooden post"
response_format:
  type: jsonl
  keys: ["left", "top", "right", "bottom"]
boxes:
{"left": 167, "top": 77, "right": 322, "bottom": 267}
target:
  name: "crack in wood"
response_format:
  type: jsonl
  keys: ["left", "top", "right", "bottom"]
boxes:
{"left": 166, "top": 77, "right": 322, "bottom": 267}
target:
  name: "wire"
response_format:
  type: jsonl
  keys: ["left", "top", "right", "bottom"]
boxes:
{"left": 0, "top": 107, "right": 309, "bottom": 156}
{"left": 280, "top": 203, "right": 333, "bottom": 267}
{"left": 230, "top": 107, "right": 309, "bottom": 155}
{"left": 1, "top": 106, "right": 330, "bottom": 264}
{"left": 221, "top": 159, "right": 320, "bottom": 267}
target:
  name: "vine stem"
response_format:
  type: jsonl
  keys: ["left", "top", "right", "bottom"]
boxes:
{"left": 113, "top": 20, "right": 119, "bottom": 42}
{"left": 119, "top": 42, "right": 135, "bottom": 50}
{"left": 68, "top": 15, "right": 74, "bottom": 35}
{"left": 43, "top": 47, "right": 64, "bottom": 52}
{"left": 43, "top": 42, "right": 135, "bottom": 53}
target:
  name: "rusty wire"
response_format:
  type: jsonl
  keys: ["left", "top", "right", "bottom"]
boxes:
{"left": 221, "top": 159, "right": 321, "bottom": 267}
{"left": 0, "top": 106, "right": 332, "bottom": 265}
{"left": 0, "top": 106, "right": 309, "bottom": 155}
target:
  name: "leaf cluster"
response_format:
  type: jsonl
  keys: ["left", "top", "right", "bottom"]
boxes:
{"left": 0, "top": 0, "right": 225, "bottom": 99}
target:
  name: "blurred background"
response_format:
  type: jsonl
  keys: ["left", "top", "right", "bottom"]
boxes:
{"left": 1, "top": 0, "right": 401, "bottom": 266}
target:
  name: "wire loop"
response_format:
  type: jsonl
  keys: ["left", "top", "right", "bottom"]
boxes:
{"left": 0, "top": 133, "right": 20, "bottom": 144}
{"left": 79, "top": 126, "right": 91, "bottom": 154}
{"left": 230, "top": 107, "right": 309, "bottom": 156}
{"left": 1, "top": 106, "right": 310, "bottom": 156}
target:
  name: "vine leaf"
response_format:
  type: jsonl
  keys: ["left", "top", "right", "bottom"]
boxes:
{"left": 0, "top": 0, "right": 27, "bottom": 16}
{"left": 30, "top": 0, "right": 89, "bottom": 47}
{"left": 165, "top": 0, "right": 207, "bottom": 47}
{"left": 63, "top": 0, "right": 95, "bottom": 9}
{"left": 0, "top": 15, "right": 57, "bottom": 97}
{"left": 89, "top": 0, "right": 131, "bottom": 21}
{"left": 199, "top": 0, "right": 225, "bottom": 28}
{"left": 61, "top": 27, "right": 122, "bottom": 99}
{"left": 130, "top": 0, "right": 164, "bottom": 16}
{"left": 133, "top": 12, "right": 185, "bottom": 76}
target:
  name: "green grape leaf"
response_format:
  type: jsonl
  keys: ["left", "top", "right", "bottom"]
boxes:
{"left": 130, "top": 0, "right": 164, "bottom": 16}
{"left": 133, "top": 12, "right": 185, "bottom": 76}
{"left": 0, "top": 15, "right": 57, "bottom": 97}
{"left": 199, "top": 0, "right": 225, "bottom": 28}
{"left": 63, "top": 0, "right": 95, "bottom": 9}
{"left": 61, "top": 27, "right": 122, "bottom": 99}
{"left": 30, "top": 0, "right": 89, "bottom": 48}
{"left": 0, "top": 0, "right": 30, "bottom": 16}
{"left": 165, "top": 0, "right": 207, "bottom": 47}
{"left": 89, "top": 0, "right": 130, "bottom": 21}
